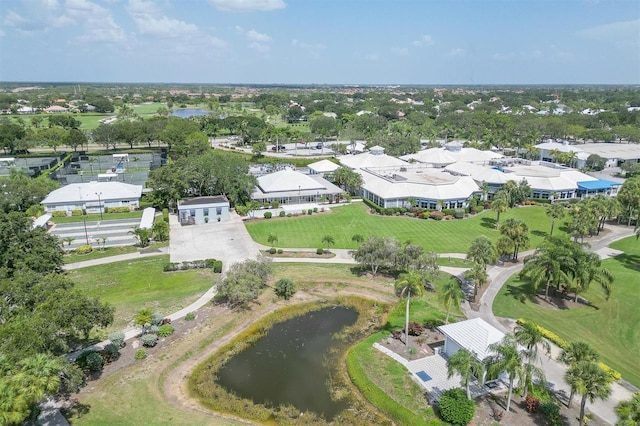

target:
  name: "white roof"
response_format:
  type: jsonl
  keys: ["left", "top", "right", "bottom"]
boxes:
{"left": 32, "top": 214, "right": 52, "bottom": 229}
{"left": 308, "top": 159, "right": 340, "bottom": 173}
{"left": 360, "top": 166, "right": 480, "bottom": 201}
{"left": 402, "top": 147, "right": 502, "bottom": 164}
{"left": 438, "top": 318, "right": 505, "bottom": 361}
{"left": 535, "top": 141, "right": 584, "bottom": 154}
{"left": 257, "top": 169, "right": 327, "bottom": 193}
{"left": 338, "top": 152, "right": 407, "bottom": 170}
{"left": 41, "top": 182, "right": 143, "bottom": 205}
{"left": 139, "top": 207, "right": 156, "bottom": 230}
{"left": 445, "top": 162, "right": 515, "bottom": 184}
{"left": 578, "top": 143, "right": 640, "bottom": 160}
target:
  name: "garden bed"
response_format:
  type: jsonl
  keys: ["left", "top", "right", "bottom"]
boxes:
{"left": 262, "top": 249, "right": 336, "bottom": 258}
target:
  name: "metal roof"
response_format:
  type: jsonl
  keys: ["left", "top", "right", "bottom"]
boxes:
{"left": 438, "top": 318, "right": 505, "bottom": 361}
{"left": 577, "top": 179, "right": 621, "bottom": 190}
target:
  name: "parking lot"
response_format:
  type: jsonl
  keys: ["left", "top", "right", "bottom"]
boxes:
{"left": 50, "top": 218, "right": 141, "bottom": 249}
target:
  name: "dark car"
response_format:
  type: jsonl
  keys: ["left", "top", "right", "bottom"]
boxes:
{"left": 271, "top": 146, "right": 286, "bottom": 152}
{"left": 316, "top": 143, "right": 324, "bottom": 149}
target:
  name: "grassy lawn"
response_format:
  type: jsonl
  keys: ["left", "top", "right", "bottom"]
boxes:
{"left": 51, "top": 211, "right": 143, "bottom": 224}
{"left": 63, "top": 242, "right": 167, "bottom": 263}
{"left": 493, "top": 236, "right": 640, "bottom": 387}
{"left": 67, "top": 256, "right": 214, "bottom": 335}
{"left": 246, "top": 203, "right": 566, "bottom": 254}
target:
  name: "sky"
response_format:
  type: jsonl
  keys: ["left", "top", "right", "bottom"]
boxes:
{"left": 0, "top": 0, "right": 638, "bottom": 85}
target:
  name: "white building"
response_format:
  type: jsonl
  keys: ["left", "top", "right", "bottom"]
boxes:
{"left": 401, "top": 143, "right": 503, "bottom": 166}
{"left": 577, "top": 143, "right": 640, "bottom": 167}
{"left": 307, "top": 159, "right": 340, "bottom": 176}
{"left": 41, "top": 181, "right": 143, "bottom": 214}
{"left": 251, "top": 169, "right": 344, "bottom": 205}
{"left": 177, "top": 196, "right": 230, "bottom": 225}
{"left": 534, "top": 141, "right": 590, "bottom": 169}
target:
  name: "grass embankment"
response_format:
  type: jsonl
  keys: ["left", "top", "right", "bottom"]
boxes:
{"left": 63, "top": 242, "right": 167, "bottom": 263}
{"left": 246, "top": 202, "right": 564, "bottom": 253}
{"left": 51, "top": 211, "right": 144, "bottom": 224}
{"left": 493, "top": 236, "right": 640, "bottom": 387}
{"left": 189, "top": 297, "right": 394, "bottom": 425}
{"left": 67, "top": 256, "right": 214, "bottom": 335}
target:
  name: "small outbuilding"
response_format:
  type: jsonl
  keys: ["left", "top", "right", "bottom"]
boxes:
{"left": 177, "top": 196, "right": 230, "bottom": 225}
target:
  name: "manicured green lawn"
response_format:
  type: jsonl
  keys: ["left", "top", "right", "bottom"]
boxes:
{"left": 63, "top": 242, "right": 167, "bottom": 263}
{"left": 246, "top": 203, "right": 566, "bottom": 254}
{"left": 67, "top": 256, "right": 214, "bottom": 335}
{"left": 493, "top": 236, "right": 640, "bottom": 387}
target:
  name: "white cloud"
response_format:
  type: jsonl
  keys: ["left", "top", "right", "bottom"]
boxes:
{"left": 236, "top": 26, "right": 271, "bottom": 52}
{"left": 127, "top": 0, "right": 198, "bottom": 38}
{"left": 578, "top": 19, "right": 639, "bottom": 49}
{"left": 492, "top": 52, "right": 514, "bottom": 61}
{"left": 3, "top": 11, "right": 28, "bottom": 28}
{"left": 522, "top": 49, "right": 544, "bottom": 60}
{"left": 449, "top": 48, "right": 465, "bottom": 57}
{"left": 64, "top": 0, "right": 127, "bottom": 44}
{"left": 391, "top": 47, "right": 409, "bottom": 56}
{"left": 246, "top": 29, "right": 271, "bottom": 43}
{"left": 412, "top": 34, "right": 434, "bottom": 47}
{"left": 364, "top": 52, "right": 380, "bottom": 61}
{"left": 291, "top": 39, "right": 326, "bottom": 56}
{"left": 209, "top": 0, "right": 286, "bottom": 12}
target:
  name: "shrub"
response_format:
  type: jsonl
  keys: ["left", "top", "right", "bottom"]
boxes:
{"left": 109, "top": 331, "right": 125, "bottom": 348}
{"left": 274, "top": 278, "right": 296, "bottom": 300}
{"left": 454, "top": 209, "right": 465, "bottom": 219}
{"left": 75, "top": 245, "right": 93, "bottom": 255}
{"left": 540, "top": 402, "right": 561, "bottom": 426}
{"left": 429, "top": 211, "right": 444, "bottom": 221}
{"left": 141, "top": 334, "right": 158, "bottom": 347}
{"left": 313, "top": 207, "right": 318, "bottom": 212}
{"left": 442, "top": 208, "right": 455, "bottom": 216}
{"left": 158, "top": 324, "right": 175, "bottom": 337}
{"left": 271, "top": 201, "right": 279, "bottom": 208}
{"left": 151, "top": 313, "right": 164, "bottom": 326}
{"left": 286, "top": 213, "right": 292, "bottom": 217}
{"left": 279, "top": 210, "right": 285, "bottom": 217}
{"left": 212, "top": 260, "right": 223, "bottom": 273}
{"left": 107, "top": 207, "right": 130, "bottom": 213}
{"left": 102, "top": 343, "right": 120, "bottom": 362}
{"left": 421, "top": 212, "right": 431, "bottom": 219}
{"left": 307, "top": 209, "right": 313, "bottom": 215}
{"left": 71, "top": 209, "right": 83, "bottom": 216}
{"left": 444, "top": 215, "right": 453, "bottom": 220}
{"left": 162, "top": 208, "right": 169, "bottom": 222}
{"left": 85, "top": 352, "right": 104, "bottom": 371}
{"left": 75, "top": 350, "right": 99, "bottom": 369}
{"left": 277, "top": 249, "right": 283, "bottom": 254}
{"left": 264, "top": 211, "right": 272, "bottom": 219}
{"left": 269, "top": 247, "right": 276, "bottom": 254}
{"left": 134, "top": 308, "right": 154, "bottom": 327}
{"left": 134, "top": 349, "right": 147, "bottom": 360}
{"left": 438, "top": 388, "right": 475, "bottom": 425}
{"left": 185, "top": 312, "right": 195, "bottom": 321}
{"left": 525, "top": 394, "right": 540, "bottom": 412}
{"left": 424, "top": 318, "right": 444, "bottom": 329}
{"left": 52, "top": 210, "right": 67, "bottom": 217}
{"left": 148, "top": 325, "right": 160, "bottom": 334}
{"left": 406, "top": 321, "right": 425, "bottom": 336}
{"left": 476, "top": 205, "right": 484, "bottom": 213}
{"left": 598, "top": 362, "right": 622, "bottom": 382}
{"left": 316, "top": 247, "right": 324, "bottom": 255}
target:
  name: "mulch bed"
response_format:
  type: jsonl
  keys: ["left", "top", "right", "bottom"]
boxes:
{"left": 263, "top": 250, "right": 336, "bottom": 259}
{"left": 379, "top": 328, "right": 445, "bottom": 361}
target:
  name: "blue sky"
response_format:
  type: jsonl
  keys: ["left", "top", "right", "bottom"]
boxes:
{"left": 0, "top": 0, "right": 638, "bottom": 85}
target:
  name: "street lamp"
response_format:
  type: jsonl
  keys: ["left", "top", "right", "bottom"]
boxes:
{"left": 298, "top": 185, "right": 301, "bottom": 202}
{"left": 79, "top": 188, "right": 89, "bottom": 245}
{"left": 95, "top": 191, "right": 103, "bottom": 220}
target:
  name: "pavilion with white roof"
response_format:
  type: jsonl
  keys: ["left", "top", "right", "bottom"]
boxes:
{"left": 251, "top": 168, "right": 344, "bottom": 205}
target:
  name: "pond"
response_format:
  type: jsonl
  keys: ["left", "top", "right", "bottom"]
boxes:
{"left": 171, "top": 108, "right": 209, "bottom": 118}
{"left": 216, "top": 306, "right": 358, "bottom": 420}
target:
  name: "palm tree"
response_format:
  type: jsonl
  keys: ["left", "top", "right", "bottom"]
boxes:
{"left": 62, "top": 236, "right": 75, "bottom": 247}
{"left": 499, "top": 218, "right": 530, "bottom": 261}
{"left": 615, "top": 392, "right": 640, "bottom": 425}
{"left": 572, "top": 251, "right": 614, "bottom": 302}
{"left": 351, "top": 234, "right": 364, "bottom": 246}
{"left": 394, "top": 271, "right": 425, "bottom": 347}
{"left": 466, "top": 236, "right": 497, "bottom": 270}
{"left": 480, "top": 181, "right": 490, "bottom": 201}
{"left": 98, "top": 236, "right": 108, "bottom": 251}
{"left": 521, "top": 238, "right": 574, "bottom": 300}
{"left": 514, "top": 321, "right": 551, "bottom": 398}
{"left": 546, "top": 202, "right": 565, "bottom": 237}
{"left": 465, "top": 262, "right": 488, "bottom": 295}
{"left": 492, "top": 191, "right": 509, "bottom": 229}
{"left": 446, "top": 349, "right": 483, "bottom": 400}
{"left": 267, "top": 233, "right": 278, "bottom": 249}
{"left": 558, "top": 341, "right": 600, "bottom": 408}
{"left": 485, "top": 334, "right": 525, "bottom": 413}
{"left": 565, "top": 361, "right": 612, "bottom": 426}
{"left": 321, "top": 235, "right": 335, "bottom": 252}
{"left": 13, "top": 354, "right": 64, "bottom": 405}
{"left": 129, "top": 226, "right": 152, "bottom": 248}
{"left": 438, "top": 277, "right": 465, "bottom": 324}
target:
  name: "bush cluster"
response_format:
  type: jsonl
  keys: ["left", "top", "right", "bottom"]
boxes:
{"left": 540, "top": 402, "right": 561, "bottom": 426}
{"left": 185, "top": 312, "right": 195, "bottom": 321}
{"left": 141, "top": 334, "right": 158, "bottom": 347}
{"left": 406, "top": 321, "right": 425, "bottom": 336}
{"left": 274, "top": 278, "right": 296, "bottom": 300}
{"left": 52, "top": 211, "right": 67, "bottom": 217}
{"left": 103, "top": 206, "right": 130, "bottom": 213}
{"left": 438, "top": 388, "right": 475, "bottom": 425}
{"left": 75, "top": 245, "right": 93, "bottom": 255}
{"left": 71, "top": 209, "right": 83, "bottom": 216}
{"left": 429, "top": 211, "right": 444, "bottom": 221}
{"left": 108, "top": 331, "right": 125, "bottom": 348}
{"left": 162, "top": 208, "right": 169, "bottom": 222}
{"left": 158, "top": 324, "right": 175, "bottom": 337}
{"left": 316, "top": 247, "right": 324, "bottom": 255}
{"left": 134, "top": 349, "right": 147, "bottom": 360}
{"left": 517, "top": 318, "right": 621, "bottom": 381}
{"left": 163, "top": 258, "right": 222, "bottom": 273}
{"left": 279, "top": 210, "right": 285, "bottom": 217}
{"left": 263, "top": 212, "right": 272, "bottom": 219}
{"left": 76, "top": 350, "right": 104, "bottom": 372}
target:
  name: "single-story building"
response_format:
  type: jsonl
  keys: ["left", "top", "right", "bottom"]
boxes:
{"left": 438, "top": 318, "right": 506, "bottom": 384}
{"left": 307, "top": 159, "right": 340, "bottom": 176}
{"left": 400, "top": 144, "right": 503, "bottom": 166}
{"left": 41, "top": 181, "right": 143, "bottom": 214}
{"left": 251, "top": 168, "right": 344, "bottom": 205}
{"left": 177, "top": 196, "right": 230, "bottom": 225}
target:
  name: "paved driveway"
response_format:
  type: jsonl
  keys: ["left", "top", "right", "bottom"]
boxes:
{"left": 168, "top": 212, "right": 260, "bottom": 270}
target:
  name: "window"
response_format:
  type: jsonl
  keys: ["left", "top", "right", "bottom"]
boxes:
{"left": 190, "top": 209, "right": 196, "bottom": 217}
{"left": 216, "top": 207, "right": 222, "bottom": 215}
{"left": 203, "top": 208, "right": 209, "bottom": 216}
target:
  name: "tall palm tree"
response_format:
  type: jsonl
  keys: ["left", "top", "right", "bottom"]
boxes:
{"left": 395, "top": 271, "right": 425, "bottom": 347}
{"left": 514, "top": 321, "right": 551, "bottom": 398}
{"left": 438, "top": 277, "right": 465, "bottom": 324}
{"left": 492, "top": 191, "right": 509, "bottom": 229}
{"left": 521, "top": 238, "right": 574, "bottom": 300}
{"left": 446, "top": 349, "right": 483, "bottom": 400}
{"left": 546, "top": 202, "right": 565, "bottom": 237}
{"left": 485, "top": 334, "right": 525, "bottom": 413}
{"left": 465, "top": 262, "right": 488, "bottom": 295}
{"left": 565, "top": 361, "right": 612, "bottom": 426}
{"left": 499, "top": 218, "right": 530, "bottom": 261}
{"left": 559, "top": 342, "right": 599, "bottom": 408}
{"left": 572, "top": 251, "right": 614, "bottom": 302}
{"left": 466, "top": 236, "right": 497, "bottom": 270}
{"left": 615, "top": 392, "right": 640, "bottom": 425}
{"left": 267, "top": 233, "right": 278, "bottom": 249}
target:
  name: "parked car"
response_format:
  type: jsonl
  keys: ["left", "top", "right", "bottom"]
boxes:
{"left": 271, "top": 146, "right": 286, "bottom": 151}
{"left": 316, "top": 143, "right": 324, "bottom": 149}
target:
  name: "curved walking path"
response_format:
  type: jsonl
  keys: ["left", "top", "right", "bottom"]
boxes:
{"left": 68, "top": 216, "right": 637, "bottom": 424}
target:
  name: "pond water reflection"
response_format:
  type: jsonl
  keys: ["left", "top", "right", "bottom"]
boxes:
{"left": 171, "top": 108, "right": 208, "bottom": 118}
{"left": 216, "top": 306, "right": 358, "bottom": 420}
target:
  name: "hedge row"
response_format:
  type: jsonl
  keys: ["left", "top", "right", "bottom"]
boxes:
{"left": 163, "top": 258, "right": 222, "bottom": 273}
{"left": 516, "top": 318, "right": 621, "bottom": 382}
{"left": 346, "top": 333, "right": 438, "bottom": 426}
{"left": 103, "top": 206, "right": 130, "bottom": 213}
